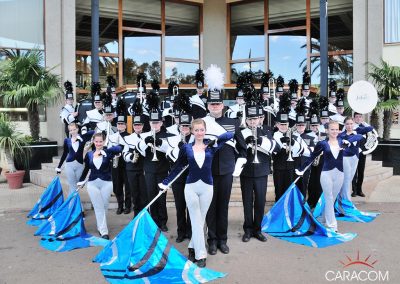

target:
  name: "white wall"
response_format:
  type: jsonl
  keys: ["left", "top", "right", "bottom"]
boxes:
{"left": 383, "top": 45, "right": 400, "bottom": 67}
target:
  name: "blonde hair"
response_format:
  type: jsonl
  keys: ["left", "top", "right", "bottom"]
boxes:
{"left": 191, "top": 118, "right": 206, "bottom": 129}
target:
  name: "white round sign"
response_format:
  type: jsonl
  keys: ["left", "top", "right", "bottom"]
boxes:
{"left": 347, "top": 80, "right": 378, "bottom": 114}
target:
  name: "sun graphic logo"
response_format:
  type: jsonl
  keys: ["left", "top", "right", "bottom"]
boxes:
{"left": 325, "top": 251, "right": 389, "bottom": 282}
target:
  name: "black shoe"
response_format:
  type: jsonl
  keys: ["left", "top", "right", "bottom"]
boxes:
{"left": 160, "top": 225, "right": 168, "bottom": 232}
{"left": 101, "top": 234, "right": 109, "bottom": 240}
{"left": 116, "top": 208, "right": 123, "bottom": 215}
{"left": 196, "top": 258, "right": 206, "bottom": 268}
{"left": 176, "top": 235, "right": 185, "bottom": 243}
{"left": 123, "top": 208, "right": 131, "bottom": 214}
{"left": 208, "top": 243, "right": 217, "bottom": 255}
{"left": 253, "top": 232, "right": 267, "bottom": 242}
{"left": 357, "top": 191, "right": 365, "bottom": 197}
{"left": 242, "top": 233, "right": 251, "bottom": 242}
{"left": 351, "top": 192, "right": 357, "bottom": 197}
{"left": 185, "top": 232, "right": 192, "bottom": 240}
{"left": 218, "top": 243, "right": 229, "bottom": 254}
{"left": 188, "top": 248, "right": 195, "bottom": 262}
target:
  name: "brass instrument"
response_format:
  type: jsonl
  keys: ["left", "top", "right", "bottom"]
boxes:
{"left": 148, "top": 129, "right": 159, "bottom": 161}
{"left": 286, "top": 128, "right": 294, "bottom": 162}
{"left": 362, "top": 129, "right": 379, "bottom": 155}
{"left": 239, "top": 103, "right": 247, "bottom": 128}
{"left": 269, "top": 77, "right": 278, "bottom": 114}
{"left": 252, "top": 126, "right": 260, "bottom": 164}
{"left": 180, "top": 132, "right": 187, "bottom": 144}
{"left": 139, "top": 79, "right": 144, "bottom": 104}
{"left": 312, "top": 131, "right": 322, "bottom": 166}
{"left": 112, "top": 134, "right": 121, "bottom": 168}
{"left": 132, "top": 150, "right": 140, "bottom": 163}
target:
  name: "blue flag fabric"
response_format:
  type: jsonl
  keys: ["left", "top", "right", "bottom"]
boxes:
{"left": 93, "top": 209, "right": 226, "bottom": 283}
{"left": 27, "top": 176, "right": 64, "bottom": 226}
{"left": 34, "top": 190, "right": 109, "bottom": 252}
{"left": 313, "top": 195, "right": 379, "bottom": 223}
{"left": 261, "top": 183, "right": 357, "bottom": 248}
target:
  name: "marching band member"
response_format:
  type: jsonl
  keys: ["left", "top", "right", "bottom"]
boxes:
{"left": 293, "top": 99, "right": 314, "bottom": 197}
{"left": 288, "top": 79, "right": 299, "bottom": 127}
{"left": 330, "top": 89, "right": 346, "bottom": 130}
{"left": 191, "top": 69, "right": 208, "bottom": 119}
{"left": 202, "top": 65, "right": 247, "bottom": 255}
{"left": 81, "top": 82, "right": 104, "bottom": 134}
{"left": 59, "top": 81, "right": 78, "bottom": 137}
{"left": 56, "top": 123, "right": 94, "bottom": 196}
{"left": 240, "top": 104, "right": 277, "bottom": 243}
{"left": 95, "top": 93, "right": 117, "bottom": 142}
{"left": 260, "top": 71, "right": 275, "bottom": 130}
{"left": 163, "top": 80, "right": 179, "bottom": 128}
{"left": 77, "top": 132, "right": 122, "bottom": 239}
{"left": 352, "top": 112, "right": 372, "bottom": 197}
{"left": 225, "top": 73, "right": 247, "bottom": 119}
{"left": 136, "top": 92, "right": 173, "bottom": 232}
{"left": 275, "top": 75, "right": 285, "bottom": 102}
{"left": 166, "top": 108, "right": 180, "bottom": 136}
{"left": 318, "top": 96, "right": 330, "bottom": 134}
{"left": 272, "top": 93, "right": 303, "bottom": 201}
{"left": 109, "top": 100, "right": 130, "bottom": 215}
{"left": 307, "top": 100, "right": 327, "bottom": 208}
{"left": 339, "top": 116, "right": 373, "bottom": 201}
{"left": 106, "top": 75, "right": 117, "bottom": 108}
{"left": 301, "top": 71, "right": 312, "bottom": 106}
{"left": 296, "top": 121, "right": 364, "bottom": 232}
{"left": 122, "top": 103, "right": 148, "bottom": 216}
{"left": 328, "top": 80, "right": 338, "bottom": 115}
{"left": 159, "top": 119, "right": 234, "bottom": 268}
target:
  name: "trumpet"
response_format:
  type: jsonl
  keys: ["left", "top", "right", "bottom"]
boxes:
{"left": 139, "top": 79, "right": 144, "bottom": 104}
{"left": 132, "top": 150, "right": 140, "bottom": 164}
{"left": 269, "top": 78, "right": 278, "bottom": 114}
{"left": 148, "top": 129, "right": 159, "bottom": 162}
{"left": 180, "top": 132, "right": 187, "bottom": 144}
{"left": 252, "top": 126, "right": 260, "bottom": 164}
{"left": 286, "top": 128, "right": 294, "bottom": 162}
{"left": 239, "top": 103, "right": 247, "bottom": 128}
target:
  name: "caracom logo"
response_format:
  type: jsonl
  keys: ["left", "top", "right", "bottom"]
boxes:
{"left": 325, "top": 251, "right": 389, "bottom": 282}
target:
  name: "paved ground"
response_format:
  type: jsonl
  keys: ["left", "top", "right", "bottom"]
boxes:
{"left": 0, "top": 202, "right": 399, "bottom": 284}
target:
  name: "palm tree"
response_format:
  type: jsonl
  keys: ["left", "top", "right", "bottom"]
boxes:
{"left": 0, "top": 49, "right": 61, "bottom": 141}
{"left": 369, "top": 59, "right": 400, "bottom": 140}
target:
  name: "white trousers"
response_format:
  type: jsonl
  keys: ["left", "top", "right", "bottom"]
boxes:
{"left": 340, "top": 155, "right": 359, "bottom": 200}
{"left": 87, "top": 178, "right": 113, "bottom": 236}
{"left": 185, "top": 180, "right": 213, "bottom": 260}
{"left": 65, "top": 160, "right": 84, "bottom": 195}
{"left": 320, "top": 168, "right": 344, "bottom": 231}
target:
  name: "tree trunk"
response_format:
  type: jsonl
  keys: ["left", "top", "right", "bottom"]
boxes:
{"left": 383, "top": 109, "right": 393, "bottom": 140}
{"left": 5, "top": 150, "right": 16, "bottom": 173}
{"left": 28, "top": 103, "right": 40, "bottom": 141}
{"left": 369, "top": 109, "right": 380, "bottom": 133}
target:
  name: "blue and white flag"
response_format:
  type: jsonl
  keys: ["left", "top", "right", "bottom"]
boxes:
{"left": 93, "top": 209, "right": 226, "bottom": 283}
{"left": 27, "top": 176, "right": 64, "bottom": 226}
{"left": 262, "top": 183, "right": 357, "bottom": 248}
{"left": 34, "top": 191, "right": 109, "bottom": 252}
{"left": 313, "top": 195, "right": 379, "bottom": 223}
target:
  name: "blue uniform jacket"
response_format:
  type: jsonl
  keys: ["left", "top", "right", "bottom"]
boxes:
{"left": 57, "top": 131, "right": 95, "bottom": 167}
{"left": 339, "top": 126, "right": 372, "bottom": 157}
{"left": 162, "top": 132, "right": 234, "bottom": 186}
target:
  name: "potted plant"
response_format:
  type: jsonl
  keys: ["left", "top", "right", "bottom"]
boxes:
{"left": 0, "top": 113, "right": 30, "bottom": 189}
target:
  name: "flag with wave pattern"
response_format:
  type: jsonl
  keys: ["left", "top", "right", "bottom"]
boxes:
{"left": 93, "top": 209, "right": 226, "bottom": 283}
{"left": 34, "top": 190, "right": 109, "bottom": 252}
{"left": 27, "top": 176, "right": 64, "bottom": 226}
{"left": 313, "top": 195, "right": 379, "bottom": 223}
{"left": 261, "top": 183, "right": 357, "bottom": 248}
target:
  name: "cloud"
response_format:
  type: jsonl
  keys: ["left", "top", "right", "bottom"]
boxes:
{"left": 270, "top": 35, "right": 280, "bottom": 42}
{"left": 282, "top": 56, "right": 291, "bottom": 60}
{"left": 165, "top": 61, "right": 177, "bottom": 69}
{"left": 290, "top": 36, "right": 307, "bottom": 45}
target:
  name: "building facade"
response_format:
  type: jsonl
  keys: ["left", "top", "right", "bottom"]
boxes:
{"left": 0, "top": 0, "right": 399, "bottom": 144}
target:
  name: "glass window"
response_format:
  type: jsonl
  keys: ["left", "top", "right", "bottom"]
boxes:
{"left": 0, "top": 0, "right": 44, "bottom": 49}
{"left": 76, "top": 0, "right": 119, "bottom": 52}
{"left": 165, "top": 62, "right": 199, "bottom": 84}
{"left": 310, "top": 54, "right": 353, "bottom": 88}
{"left": 165, "top": 2, "right": 199, "bottom": 60}
{"left": 230, "top": 62, "right": 265, "bottom": 83}
{"left": 310, "top": 0, "right": 353, "bottom": 52}
{"left": 268, "top": 0, "right": 306, "bottom": 29}
{"left": 123, "top": 34, "right": 161, "bottom": 84}
{"left": 230, "top": 1, "right": 264, "bottom": 60}
{"left": 385, "top": 0, "right": 400, "bottom": 43}
{"left": 123, "top": 0, "right": 161, "bottom": 30}
{"left": 76, "top": 55, "right": 118, "bottom": 90}
{"left": 269, "top": 34, "right": 307, "bottom": 82}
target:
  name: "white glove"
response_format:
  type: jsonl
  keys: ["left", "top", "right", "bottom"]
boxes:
{"left": 158, "top": 183, "right": 169, "bottom": 192}
{"left": 232, "top": 157, "right": 247, "bottom": 177}
{"left": 55, "top": 167, "right": 61, "bottom": 174}
{"left": 295, "top": 169, "right": 304, "bottom": 176}
{"left": 77, "top": 181, "right": 86, "bottom": 188}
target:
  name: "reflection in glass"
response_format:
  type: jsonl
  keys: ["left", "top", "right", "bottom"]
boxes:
{"left": 269, "top": 0, "right": 306, "bottom": 29}
{"left": 231, "top": 62, "right": 265, "bottom": 83}
{"left": 269, "top": 35, "right": 306, "bottom": 82}
{"left": 230, "top": 1, "right": 264, "bottom": 60}
{"left": 0, "top": 0, "right": 44, "bottom": 49}
{"left": 310, "top": 54, "right": 353, "bottom": 88}
{"left": 165, "top": 62, "right": 199, "bottom": 84}
{"left": 123, "top": 0, "right": 161, "bottom": 30}
{"left": 166, "top": 2, "right": 199, "bottom": 60}
{"left": 123, "top": 35, "right": 161, "bottom": 84}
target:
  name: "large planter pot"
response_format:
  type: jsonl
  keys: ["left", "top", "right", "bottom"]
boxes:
{"left": 14, "top": 141, "right": 59, "bottom": 183}
{"left": 4, "top": 170, "right": 25, "bottom": 189}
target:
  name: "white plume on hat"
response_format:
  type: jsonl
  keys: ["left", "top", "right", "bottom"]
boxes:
{"left": 204, "top": 64, "right": 224, "bottom": 91}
